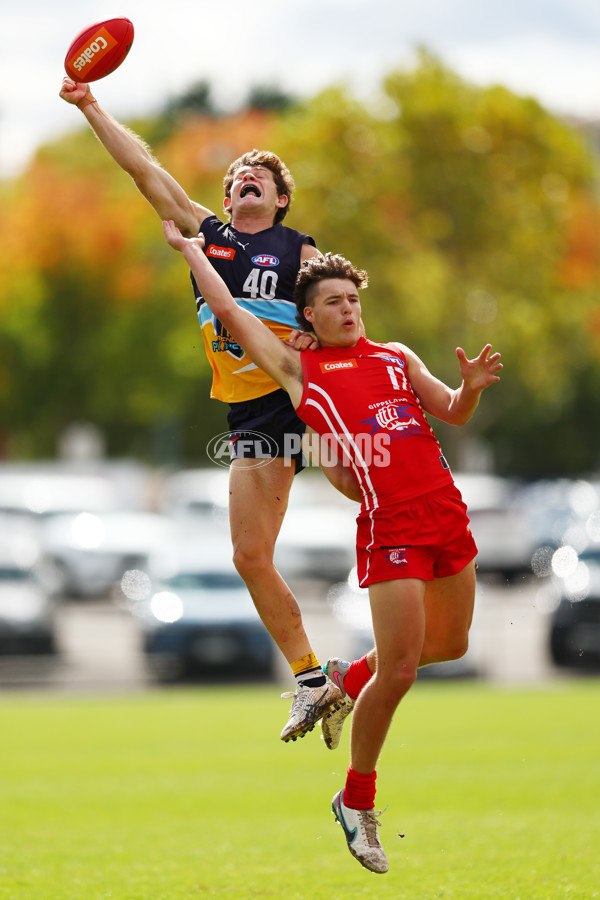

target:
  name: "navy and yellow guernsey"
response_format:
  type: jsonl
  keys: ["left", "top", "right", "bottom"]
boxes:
{"left": 191, "top": 215, "right": 315, "bottom": 404}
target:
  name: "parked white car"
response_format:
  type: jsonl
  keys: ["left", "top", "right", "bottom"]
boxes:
{"left": 453, "top": 473, "right": 536, "bottom": 579}
{"left": 159, "top": 466, "right": 358, "bottom": 582}
{"left": 0, "top": 524, "right": 56, "bottom": 654}
{"left": 0, "top": 465, "right": 122, "bottom": 519}
{"left": 274, "top": 471, "right": 357, "bottom": 582}
{"left": 158, "top": 468, "right": 229, "bottom": 526}
{"left": 38, "top": 510, "right": 176, "bottom": 597}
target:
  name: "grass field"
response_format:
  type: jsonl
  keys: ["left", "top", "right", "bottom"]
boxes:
{"left": 0, "top": 679, "right": 598, "bottom": 900}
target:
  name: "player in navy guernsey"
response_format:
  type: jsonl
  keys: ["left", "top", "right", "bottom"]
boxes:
{"left": 190, "top": 215, "right": 315, "bottom": 404}
{"left": 162, "top": 223, "right": 502, "bottom": 875}
{"left": 60, "top": 77, "right": 347, "bottom": 742}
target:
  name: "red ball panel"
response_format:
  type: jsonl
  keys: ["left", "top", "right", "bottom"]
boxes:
{"left": 64, "top": 18, "right": 134, "bottom": 83}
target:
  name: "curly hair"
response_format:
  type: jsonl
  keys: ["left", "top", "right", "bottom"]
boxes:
{"left": 223, "top": 149, "right": 295, "bottom": 224}
{"left": 294, "top": 253, "right": 368, "bottom": 330}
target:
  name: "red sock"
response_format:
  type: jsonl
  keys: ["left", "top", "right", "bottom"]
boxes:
{"left": 343, "top": 655, "right": 373, "bottom": 700}
{"left": 343, "top": 765, "right": 376, "bottom": 810}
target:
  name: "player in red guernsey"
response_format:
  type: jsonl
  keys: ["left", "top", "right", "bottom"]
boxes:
{"left": 162, "top": 223, "right": 502, "bottom": 875}
{"left": 297, "top": 338, "right": 468, "bottom": 585}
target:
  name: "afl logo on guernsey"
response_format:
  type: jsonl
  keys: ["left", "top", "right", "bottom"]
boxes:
{"left": 320, "top": 359, "right": 358, "bottom": 373}
{"left": 252, "top": 254, "right": 279, "bottom": 266}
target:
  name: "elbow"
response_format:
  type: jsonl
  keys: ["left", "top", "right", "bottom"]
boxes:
{"left": 131, "top": 171, "right": 152, "bottom": 196}
{"left": 209, "top": 301, "right": 233, "bottom": 325}
{"left": 127, "top": 158, "right": 149, "bottom": 182}
{"left": 130, "top": 161, "right": 161, "bottom": 193}
{"left": 444, "top": 399, "right": 477, "bottom": 426}
{"left": 440, "top": 411, "right": 471, "bottom": 427}
{"left": 451, "top": 414, "right": 470, "bottom": 427}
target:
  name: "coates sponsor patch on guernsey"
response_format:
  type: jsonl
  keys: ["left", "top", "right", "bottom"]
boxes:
{"left": 207, "top": 245, "right": 236, "bottom": 260}
{"left": 319, "top": 359, "right": 358, "bottom": 373}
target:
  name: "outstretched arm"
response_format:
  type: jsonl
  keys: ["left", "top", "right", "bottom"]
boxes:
{"left": 59, "top": 78, "right": 208, "bottom": 236}
{"left": 162, "top": 220, "right": 304, "bottom": 404}
{"left": 402, "top": 343, "right": 502, "bottom": 426}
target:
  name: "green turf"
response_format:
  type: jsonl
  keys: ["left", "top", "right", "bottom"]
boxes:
{"left": 0, "top": 679, "right": 598, "bottom": 899}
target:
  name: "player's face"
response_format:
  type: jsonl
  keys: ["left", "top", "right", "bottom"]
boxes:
{"left": 304, "top": 279, "right": 362, "bottom": 347}
{"left": 224, "top": 166, "right": 288, "bottom": 219}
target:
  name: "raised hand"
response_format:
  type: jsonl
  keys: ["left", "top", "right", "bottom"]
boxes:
{"left": 162, "top": 220, "right": 205, "bottom": 253}
{"left": 456, "top": 344, "right": 502, "bottom": 394}
{"left": 59, "top": 76, "right": 90, "bottom": 106}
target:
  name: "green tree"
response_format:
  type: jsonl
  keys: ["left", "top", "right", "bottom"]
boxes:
{"left": 246, "top": 85, "right": 296, "bottom": 112}
{"left": 2, "top": 54, "right": 600, "bottom": 475}
{"left": 270, "top": 52, "right": 600, "bottom": 473}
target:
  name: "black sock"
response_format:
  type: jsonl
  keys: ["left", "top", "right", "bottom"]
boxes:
{"left": 296, "top": 666, "right": 326, "bottom": 688}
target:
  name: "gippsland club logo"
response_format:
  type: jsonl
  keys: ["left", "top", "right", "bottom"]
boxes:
{"left": 206, "top": 430, "right": 279, "bottom": 469}
{"left": 361, "top": 402, "right": 423, "bottom": 438}
{"left": 386, "top": 547, "right": 409, "bottom": 566}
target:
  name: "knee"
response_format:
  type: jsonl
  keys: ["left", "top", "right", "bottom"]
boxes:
{"left": 432, "top": 635, "right": 469, "bottom": 663}
{"left": 442, "top": 635, "right": 469, "bottom": 662}
{"left": 385, "top": 663, "right": 418, "bottom": 703}
{"left": 232, "top": 542, "right": 273, "bottom": 580}
{"left": 421, "top": 631, "right": 469, "bottom": 666}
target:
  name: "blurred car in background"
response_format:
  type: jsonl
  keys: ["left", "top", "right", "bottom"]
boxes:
{"left": 0, "top": 464, "right": 123, "bottom": 520}
{"left": 522, "top": 478, "right": 600, "bottom": 577}
{"left": 159, "top": 466, "right": 358, "bottom": 583}
{"left": 531, "top": 478, "right": 599, "bottom": 541}
{"left": 0, "top": 523, "right": 57, "bottom": 654}
{"left": 158, "top": 468, "right": 230, "bottom": 527}
{"left": 38, "top": 510, "right": 176, "bottom": 598}
{"left": 274, "top": 471, "right": 357, "bottom": 582}
{"left": 453, "top": 473, "right": 536, "bottom": 580}
{"left": 547, "top": 543, "right": 600, "bottom": 671}
{"left": 127, "top": 537, "right": 276, "bottom": 682}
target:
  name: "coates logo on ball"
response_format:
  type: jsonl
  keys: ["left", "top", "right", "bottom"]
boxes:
{"left": 64, "top": 18, "right": 134, "bottom": 83}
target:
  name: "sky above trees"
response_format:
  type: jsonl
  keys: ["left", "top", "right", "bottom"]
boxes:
{"left": 2, "top": 0, "right": 600, "bottom": 177}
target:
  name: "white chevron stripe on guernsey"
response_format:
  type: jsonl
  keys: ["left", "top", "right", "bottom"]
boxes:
{"left": 304, "top": 381, "right": 379, "bottom": 580}
{"left": 305, "top": 385, "right": 376, "bottom": 507}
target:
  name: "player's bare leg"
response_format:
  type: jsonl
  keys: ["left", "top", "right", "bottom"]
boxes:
{"left": 350, "top": 578, "right": 425, "bottom": 773}
{"left": 332, "top": 578, "right": 425, "bottom": 873}
{"left": 324, "top": 561, "right": 477, "bottom": 749}
{"left": 228, "top": 457, "right": 341, "bottom": 739}
{"left": 419, "top": 560, "right": 476, "bottom": 666}
{"left": 229, "top": 457, "right": 309, "bottom": 659}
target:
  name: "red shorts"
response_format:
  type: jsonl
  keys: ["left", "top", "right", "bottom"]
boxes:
{"left": 356, "top": 483, "right": 478, "bottom": 587}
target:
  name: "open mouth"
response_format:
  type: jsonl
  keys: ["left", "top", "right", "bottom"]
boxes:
{"left": 240, "top": 184, "right": 261, "bottom": 199}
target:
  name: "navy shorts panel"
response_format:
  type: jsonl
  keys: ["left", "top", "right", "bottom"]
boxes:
{"left": 227, "top": 389, "right": 306, "bottom": 473}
